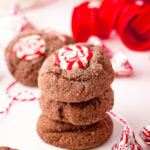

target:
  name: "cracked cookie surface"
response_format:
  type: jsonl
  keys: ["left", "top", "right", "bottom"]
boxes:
{"left": 38, "top": 43, "right": 114, "bottom": 102}
{"left": 37, "top": 114, "right": 113, "bottom": 150}
{"left": 40, "top": 88, "right": 114, "bottom": 125}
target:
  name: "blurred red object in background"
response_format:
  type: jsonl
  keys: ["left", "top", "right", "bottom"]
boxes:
{"left": 72, "top": 0, "right": 126, "bottom": 42}
{"left": 117, "top": 3, "right": 150, "bottom": 51}
{"left": 72, "top": 0, "right": 150, "bottom": 51}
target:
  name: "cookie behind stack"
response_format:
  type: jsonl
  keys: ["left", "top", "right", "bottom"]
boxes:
{"left": 5, "top": 30, "right": 75, "bottom": 87}
{"left": 37, "top": 44, "right": 115, "bottom": 149}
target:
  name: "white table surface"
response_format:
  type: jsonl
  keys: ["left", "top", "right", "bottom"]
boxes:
{"left": 0, "top": 0, "right": 150, "bottom": 150}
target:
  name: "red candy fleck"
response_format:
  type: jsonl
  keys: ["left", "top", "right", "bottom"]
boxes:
{"left": 55, "top": 45, "right": 93, "bottom": 70}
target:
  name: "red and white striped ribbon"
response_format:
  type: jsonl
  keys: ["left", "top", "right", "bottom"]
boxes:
{"left": 0, "top": 81, "right": 39, "bottom": 115}
{"left": 9, "top": 0, "right": 20, "bottom": 15}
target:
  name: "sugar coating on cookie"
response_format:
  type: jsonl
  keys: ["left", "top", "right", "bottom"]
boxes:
{"left": 38, "top": 43, "right": 114, "bottom": 102}
{"left": 40, "top": 88, "right": 114, "bottom": 125}
{"left": 13, "top": 35, "right": 46, "bottom": 60}
{"left": 37, "top": 114, "right": 113, "bottom": 150}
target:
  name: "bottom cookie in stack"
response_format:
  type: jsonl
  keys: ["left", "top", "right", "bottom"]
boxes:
{"left": 37, "top": 114, "right": 113, "bottom": 150}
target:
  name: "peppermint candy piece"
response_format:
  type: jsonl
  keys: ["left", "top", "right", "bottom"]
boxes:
{"left": 140, "top": 124, "right": 150, "bottom": 145}
{"left": 11, "top": 14, "right": 35, "bottom": 33}
{"left": 13, "top": 35, "right": 46, "bottom": 60}
{"left": 87, "top": 36, "right": 113, "bottom": 58}
{"left": 112, "top": 130, "right": 141, "bottom": 150}
{"left": 87, "top": 36, "right": 102, "bottom": 46}
{"left": 88, "top": 0, "right": 102, "bottom": 8}
{"left": 108, "top": 111, "right": 141, "bottom": 150}
{"left": 87, "top": 37, "right": 133, "bottom": 77}
{"left": 55, "top": 45, "right": 93, "bottom": 70}
{"left": 111, "top": 52, "right": 133, "bottom": 76}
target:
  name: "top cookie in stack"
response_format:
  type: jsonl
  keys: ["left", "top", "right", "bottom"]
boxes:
{"left": 38, "top": 44, "right": 114, "bottom": 102}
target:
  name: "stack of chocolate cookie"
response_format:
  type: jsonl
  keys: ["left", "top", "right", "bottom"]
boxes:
{"left": 37, "top": 44, "right": 114, "bottom": 149}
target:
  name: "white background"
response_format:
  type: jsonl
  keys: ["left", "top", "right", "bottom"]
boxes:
{"left": 0, "top": 0, "right": 150, "bottom": 149}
